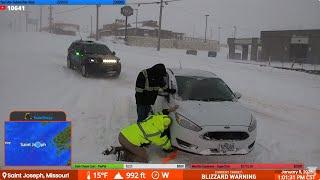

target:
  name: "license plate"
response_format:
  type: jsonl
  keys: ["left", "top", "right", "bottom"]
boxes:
{"left": 219, "top": 143, "right": 235, "bottom": 152}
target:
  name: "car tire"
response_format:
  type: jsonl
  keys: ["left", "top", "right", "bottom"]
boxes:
{"left": 67, "top": 58, "right": 72, "bottom": 69}
{"left": 114, "top": 71, "right": 120, "bottom": 78}
{"left": 81, "top": 65, "right": 88, "bottom": 77}
{"left": 113, "top": 64, "right": 121, "bottom": 78}
{"left": 67, "top": 57, "right": 76, "bottom": 70}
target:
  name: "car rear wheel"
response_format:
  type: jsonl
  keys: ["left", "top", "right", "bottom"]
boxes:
{"left": 81, "top": 65, "right": 88, "bottom": 77}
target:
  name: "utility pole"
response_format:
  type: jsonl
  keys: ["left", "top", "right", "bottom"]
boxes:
{"left": 90, "top": 15, "right": 92, "bottom": 36}
{"left": 39, "top": 6, "right": 42, "bottom": 32}
{"left": 135, "top": 8, "right": 138, "bottom": 36}
{"left": 13, "top": 14, "right": 16, "bottom": 32}
{"left": 157, "top": 0, "right": 164, "bottom": 51}
{"left": 19, "top": 11, "right": 22, "bottom": 32}
{"left": 135, "top": 0, "right": 179, "bottom": 51}
{"left": 218, "top": 26, "right": 221, "bottom": 43}
{"left": 96, "top": 5, "right": 100, "bottom": 41}
{"left": 25, "top": 11, "right": 28, "bottom": 32}
{"left": 233, "top": 25, "right": 237, "bottom": 38}
{"left": 204, "top": 14, "right": 209, "bottom": 43}
{"left": 210, "top": 27, "right": 213, "bottom": 40}
{"left": 192, "top": 24, "right": 195, "bottom": 39}
{"left": 49, "top": 6, "right": 53, "bottom": 33}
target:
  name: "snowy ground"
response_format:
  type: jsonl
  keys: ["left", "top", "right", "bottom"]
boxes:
{"left": 0, "top": 32, "right": 320, "bottom": 167}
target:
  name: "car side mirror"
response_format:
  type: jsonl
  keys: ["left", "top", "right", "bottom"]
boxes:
{"left": 112, "top": 51, "right": 116, "bottom": 56}
{"left": 234, "top": 92, "right": 242, "bottom": 99}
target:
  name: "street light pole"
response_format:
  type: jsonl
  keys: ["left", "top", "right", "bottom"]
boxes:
{"left": 204, "top": 14, "right": 209, "bottom": 43}
{"left": 49, "top": 6, "right": 53, "bottom": 33}
{"left": 192, "top": 24, "right": 195, "bottom": 38}
{"left": 25, "top": 11, "right": 28, "bottom": 32}
{"left": 90, "top": 15, "right": 92, "bottom": 36}
{"left": 218, "top": 26, "right": 221, "bottom": 43}
{"left": 135, "top": 8, "right": 138, "bottom": 36}
{"left": 39, "top": 6, "right": 42, "bottom": 32}
{"left": 157, "top": 0, "right": 163, "bottom": 51}
{"left": 96, "top": 5, "right": 100, "bottom": 41}
{"left": 233, "top": 25, "right": 237, "bottom": 38}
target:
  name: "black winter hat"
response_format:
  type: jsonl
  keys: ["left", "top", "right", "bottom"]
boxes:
{"left": 150, "top": 63, "right": 166, "bottom": 77}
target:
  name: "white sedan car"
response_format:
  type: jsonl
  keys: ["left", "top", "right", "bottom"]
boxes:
{"left": 154, "top": 68, "right": 257, "bottom": 155}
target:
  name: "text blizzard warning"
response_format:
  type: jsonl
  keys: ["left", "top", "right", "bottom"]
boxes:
{"left": 201, "top": 173, "right": 257, "bottom": 180}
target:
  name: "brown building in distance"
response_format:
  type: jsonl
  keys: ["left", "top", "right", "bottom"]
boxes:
{"left": 52, "top": 23, "right": 80, "bottom": 36}
{"left": 261, "top": 29, "right": 320, "bottom": 64}
{"left": 99, "top": 20, "right": 184, "bottom": 40}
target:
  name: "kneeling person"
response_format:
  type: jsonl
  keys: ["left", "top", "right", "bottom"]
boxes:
{"left": 118, "top": 106, "right": 178, "bottom": 162}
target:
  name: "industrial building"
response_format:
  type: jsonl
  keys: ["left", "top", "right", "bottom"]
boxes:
{"left": 227, "top": 38, "right": 260, "bottom": 61}
{"left": 260, "top": 29, "right": 320, "bottom": 64}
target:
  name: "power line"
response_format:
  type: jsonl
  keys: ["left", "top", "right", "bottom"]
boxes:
{"left": 55, "top": 6, "right": 89, "bottom": 15}
{"left": 128, "top": 0, "right": 181, "bottom": 6}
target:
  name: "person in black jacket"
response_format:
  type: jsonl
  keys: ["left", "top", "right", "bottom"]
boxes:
{"left": 135, "top": 64, "right": 176, "bottom": 122}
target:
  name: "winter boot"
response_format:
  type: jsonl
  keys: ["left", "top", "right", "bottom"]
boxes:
{"left": 102, "top": 146, "right": 123, "bottom": 156}
{"left": 116, "top": 149, "right": 130, "bottom": 161}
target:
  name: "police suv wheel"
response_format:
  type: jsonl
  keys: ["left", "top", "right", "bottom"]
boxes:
{"left": 114, "top": 71, "right": 120, "bottom": 78}
{"left": 81, "top": 65, "right": 88, "bottom": 77}
{"left": 67, "top": 59, "right": 71, "bottom": 69}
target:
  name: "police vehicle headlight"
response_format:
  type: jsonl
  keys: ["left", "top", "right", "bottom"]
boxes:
{"left": 89, "top": 59, "right": 95, "bottom": 63}
{"left": 175, "top": 113, "right": 202, "bottom": 132}
{"left": 103, "top": 59, "right": 117, "bottom": 63}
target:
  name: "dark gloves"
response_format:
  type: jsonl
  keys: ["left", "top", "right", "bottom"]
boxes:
{"left": 140, "top": 143, "right": 151, "bottom": 148}
{"left": 164, "top": 88, "right": 176, "bottom": 94}
{"left": 162, "top": 105, "right": 179, "bottom": 115}
{"left": 163, "top": 147, "right": 175, "bottom": 153}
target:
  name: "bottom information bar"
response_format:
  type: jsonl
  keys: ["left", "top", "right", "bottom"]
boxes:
{"left": 0, "top": 169, "right": 319, "bottom": 180}
{"left": 124, "top": 164, "right": 185, "bottom": 169}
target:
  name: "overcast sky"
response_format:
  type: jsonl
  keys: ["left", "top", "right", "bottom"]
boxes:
{"left": 1, "top": 0, "right": 320, "bottom": 42}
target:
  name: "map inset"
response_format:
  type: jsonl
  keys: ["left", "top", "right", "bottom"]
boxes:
{"left": 5, "top": 122, "right": 71, "bottom": 166}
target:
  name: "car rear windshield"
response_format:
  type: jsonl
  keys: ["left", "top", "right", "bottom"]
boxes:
{"left": 175, "top": 76, "right": 235, "bottom": 102}
{"left": 83, "top": 44, "right": 112, "bottom": 55}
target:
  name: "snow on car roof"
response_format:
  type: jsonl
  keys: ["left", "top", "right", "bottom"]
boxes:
{"left": 73, "top": 40, "right": 106, "bottom": 46}
{"left": 169, "top": 68, "right": 218, "bottom": 78}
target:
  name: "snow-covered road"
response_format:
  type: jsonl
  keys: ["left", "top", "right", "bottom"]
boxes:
{"left": 0, "top": 32, "right": 319, "bottom": 166}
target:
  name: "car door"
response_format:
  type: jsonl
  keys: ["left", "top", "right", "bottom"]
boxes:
{"left": 68, "top": 43, "right": 75, "bottom": 60}
{"left": 69, "top": 43, "right": 79, "bottom": 68}
{"left": 73, "top": 44, "right": 83, "bottom": 69}
{"left": 152, "top": 70, "right": 174, "bottom": 113}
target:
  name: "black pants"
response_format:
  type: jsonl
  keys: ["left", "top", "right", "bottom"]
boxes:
{"left": 136, "top": 104, "right": 152, "bottom": 122}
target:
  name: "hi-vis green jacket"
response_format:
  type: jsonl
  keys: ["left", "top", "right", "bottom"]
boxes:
{"left": 120, "top": 113, "right": 172, "bottom": 150}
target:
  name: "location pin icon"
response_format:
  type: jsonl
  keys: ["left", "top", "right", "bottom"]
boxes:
{"left": 86, "top": 171, "right": 91, "bottom": 180}
{"left": 2, "top": 172, "right": 7, "bottom": 179}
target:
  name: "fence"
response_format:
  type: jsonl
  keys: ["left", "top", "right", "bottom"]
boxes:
{"left": 126, "top": 36, "right": 219, "bottom": 51}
